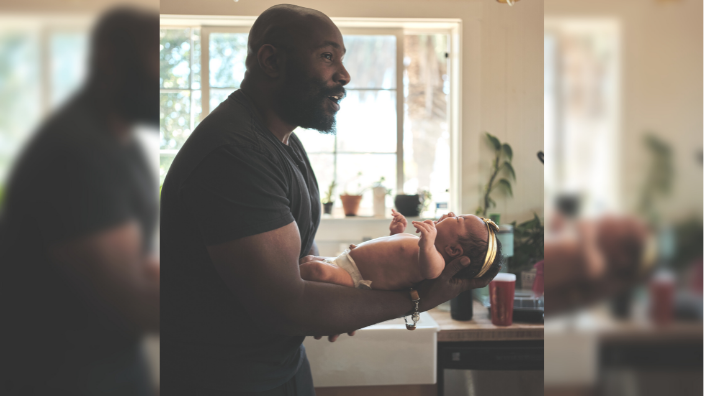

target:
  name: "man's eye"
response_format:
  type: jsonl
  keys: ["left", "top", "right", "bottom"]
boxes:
{"left": 322, "top": 53, "right": 333, "bottom": 60}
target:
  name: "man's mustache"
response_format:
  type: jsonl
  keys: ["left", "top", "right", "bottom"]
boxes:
{"left": 322, "top": 86, "right": 346, "bottom": 100}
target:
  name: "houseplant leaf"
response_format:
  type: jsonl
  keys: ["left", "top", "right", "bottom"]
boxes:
{"left": 488, "top": 197, "right": 496, "bottom": 208}
{"left": 502, "top": 143, "right": 513, "bottom": 161}
{"left": 486, "top": 132, "right": 501, "bottom": 151}
{"left": 502, "top": 161, "right": 516, "bottom": 180}
{"left": 498, "top": 178, "right": 513, "bottom": 196}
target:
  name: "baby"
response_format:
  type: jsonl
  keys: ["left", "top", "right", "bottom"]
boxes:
{"left": 300, "top": 210, "right": 503, "bottom": 290}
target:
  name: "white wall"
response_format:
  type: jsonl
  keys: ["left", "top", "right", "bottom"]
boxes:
{"left": 161, "top": 0, "right": 545, "bottom": 225}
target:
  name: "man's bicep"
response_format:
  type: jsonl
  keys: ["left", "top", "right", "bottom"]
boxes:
{"left": 207, "top": 221, "right": 305, "bottom": 326}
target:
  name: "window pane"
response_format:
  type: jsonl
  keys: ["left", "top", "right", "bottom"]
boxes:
{"left": 210, "top": 88, "right": 232, "bottom": 112}
{"left": 307, "top": 153, "right": 335, "bottom": 202}
{"left": 160, "top": 153, "right": 176, "bottom": 186}
{"left": 337, "top": 154, "right": 396, "bottom": 214}
{"left": 191, "top": 89, "right": 202, "bottom": 129}
{"left": 403, "top": 34, "right": 450, "bottom": 211}
{"left": 160, "top": 28, "right": 191, "bottom": 89}
{"left": 294, "top": 127, "right": 335, "bottom": 153}
{"left": 336, "top": 90, "right": 396, "bottom": 153}
{"left": 191, "top": 29, "right": 201, "bottom": 89}
{"left": 0, "top": 31, "right": 40, "bottom": 185}
{"left": 343, "top": 35, "right": 396, "bottom": 89}
{"left": 160, "top": 91, "right": 191, "bottom": 150}
{"left": 50, "top": 32, "right": 87, "bottom": 108}
{"left": 209, "top": 33, "right": 248, "bottom": 89}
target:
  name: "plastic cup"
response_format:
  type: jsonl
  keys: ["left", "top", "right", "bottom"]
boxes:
{"left": 649, "top": 271, "right": 675, "bottom": 326}
{"left": 489, "top": 273, "right": 516, "bottom": 326}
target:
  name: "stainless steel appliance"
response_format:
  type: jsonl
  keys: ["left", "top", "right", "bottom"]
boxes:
{"left": 438, "top": 340, "right": 543, "bottom": 396}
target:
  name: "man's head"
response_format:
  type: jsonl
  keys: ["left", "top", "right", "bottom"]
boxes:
{"left": 87, "top": 7, "right": 159, "bottom": 126}
{"left": 434, "top": 214, "right": 503, "bottom": 280}
{"left": 243, "top": 4, "right": 350, "bottom": 133}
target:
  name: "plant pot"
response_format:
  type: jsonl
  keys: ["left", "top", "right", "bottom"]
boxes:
{"left": 340, "top": 194, "right": 362, "bottom": 216}
{"left": 394, "top": 194, "right": 421, "bottom": 217}
{"left": 322, "top": 202, "right": 334, "bottom": 215}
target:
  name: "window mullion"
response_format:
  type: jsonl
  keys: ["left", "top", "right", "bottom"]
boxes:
{"left": 200, "top": 28, "right": 210, "bottom": 121}
{"left": 395, "top": 29, "right": 405, "bottom": 195}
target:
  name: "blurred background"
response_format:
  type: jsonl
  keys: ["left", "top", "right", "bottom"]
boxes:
{"left": 543, "top": 0, "right": 702, "bottom": 395}
{"left": 0, "top": 1, "right": 160, "bottom": 395}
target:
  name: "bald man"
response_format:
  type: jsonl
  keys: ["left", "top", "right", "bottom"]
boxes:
{"left": 160, "top": 5, "right": 497, "bottom": 395}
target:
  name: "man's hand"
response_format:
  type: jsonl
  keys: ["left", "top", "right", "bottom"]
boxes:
{"left": 389, "top": 209, "right": 407, "bottom": 235}
{"left": 416, "top": 255, "right": 500, "bottom": 311}
{"left": 412, "top": 220, "right": 437, "bottom": 252}
{"left": 313, "top": 330, "right": 356, "bottom": 342}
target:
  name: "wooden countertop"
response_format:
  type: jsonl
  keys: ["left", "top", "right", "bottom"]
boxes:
{"left": 428, "top": 300, "right": 544, "bottom": 342}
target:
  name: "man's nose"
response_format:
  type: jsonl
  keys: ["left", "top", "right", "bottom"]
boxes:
{"left": 335, "top": 64, "right": 351, "bottom": 86}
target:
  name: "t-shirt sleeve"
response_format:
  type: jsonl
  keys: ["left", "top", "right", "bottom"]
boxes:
{"left": 180, "top": 144, "right": 294, "bottom": 246}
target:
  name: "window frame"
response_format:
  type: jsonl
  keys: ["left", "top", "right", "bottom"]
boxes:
{"left": 160, "top": 16, "right": 461, "bottom": 213}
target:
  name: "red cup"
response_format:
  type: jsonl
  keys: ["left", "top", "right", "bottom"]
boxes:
{"left": 489, "top": 273, "right": 516, "bottom": 326}
{"left": 649, "top": 271, "right": 675, "bottom": 326}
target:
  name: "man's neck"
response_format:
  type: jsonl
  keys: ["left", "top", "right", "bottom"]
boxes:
{"left": 240, "top": 85, "right": 296, "bottom": 145}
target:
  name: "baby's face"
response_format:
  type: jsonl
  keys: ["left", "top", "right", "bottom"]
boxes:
{"left": 435, "top": 214, "right": 488, "bottom": 246}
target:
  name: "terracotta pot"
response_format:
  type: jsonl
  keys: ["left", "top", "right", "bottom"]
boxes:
{"left": 340, "top": 194, "right": 362, "bottom": 216}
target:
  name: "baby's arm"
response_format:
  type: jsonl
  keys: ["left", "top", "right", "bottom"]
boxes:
{"left": 412, "top": 220, "right": 445, "bottom": 279}
{"left": 389, "top": 209, "right": 407, "bottom": 235}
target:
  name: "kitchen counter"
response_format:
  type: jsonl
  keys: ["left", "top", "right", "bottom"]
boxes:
{"left": 428, "top": 300, "right": 544, "bottom": 342}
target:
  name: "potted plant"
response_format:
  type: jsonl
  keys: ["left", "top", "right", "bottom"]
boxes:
{"left": 340, "top": 172, "right": 366, "bottom": 216}
{"left": 394, "top": 193, "right": 422, "bottom": 217}
{"left": 476, "top": 132, "right": 515, "bottom": 217}
{"left": 321, "top": 180, "right": 336, "bottom": 215}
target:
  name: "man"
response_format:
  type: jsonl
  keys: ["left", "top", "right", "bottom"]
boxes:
{"left": 0, "top": 7, "right": 160, "bottom": 396}
{"left": 160, "top": 4, "right": 497, "bottom": 395}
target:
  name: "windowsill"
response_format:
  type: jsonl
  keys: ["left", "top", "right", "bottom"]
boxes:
{"left": 320, "top": 214, "right": 432, "bottom": 221}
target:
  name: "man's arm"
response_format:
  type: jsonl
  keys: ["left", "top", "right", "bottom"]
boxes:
{"left": 208, "top": 222, "right": 491, "bottom": 336}
{"left": 49, "top": 220, "right": 159, "bottom": 333}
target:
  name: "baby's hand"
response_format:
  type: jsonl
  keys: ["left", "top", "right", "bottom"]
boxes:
{"left": 412, "top": 220, "right": 438, "bottom": 251}
{"left": 389, "top": 208, "right": 408, "bottom": 235}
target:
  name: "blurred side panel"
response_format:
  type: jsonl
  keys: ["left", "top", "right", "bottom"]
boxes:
{"left": 544, "top": 1, "right": 703, "bottom": 396}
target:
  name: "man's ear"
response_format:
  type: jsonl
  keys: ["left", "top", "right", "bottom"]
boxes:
{"left": 444, "top": 243, "right": 463, "bottom": 258}
{"left": 257, "top": 44, "right": 284, "bottom": 78}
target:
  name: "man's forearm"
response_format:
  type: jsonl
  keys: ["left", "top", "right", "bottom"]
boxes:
{"left": 266, "top": 281, "right": 414, "bottom": 336}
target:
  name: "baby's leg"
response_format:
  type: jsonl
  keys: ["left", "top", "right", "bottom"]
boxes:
{"left": 300, "top": 261, "right": 355, "bottom": 287}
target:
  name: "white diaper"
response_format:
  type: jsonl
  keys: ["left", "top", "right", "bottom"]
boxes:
{"left": 324, "top": 249, "right": 373, "bottom": 289}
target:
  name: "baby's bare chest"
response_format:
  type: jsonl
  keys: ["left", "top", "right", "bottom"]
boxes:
{"left": 349, "top": 236, "right": 424, "bottom": 288}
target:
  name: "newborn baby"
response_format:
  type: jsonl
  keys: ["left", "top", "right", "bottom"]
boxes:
{"left": 300, "top": 210, "right": 503, "bottom": 290}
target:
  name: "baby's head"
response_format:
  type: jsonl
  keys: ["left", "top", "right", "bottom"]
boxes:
{"left": 434, "top": 214, "right": 503, "bottom": 280}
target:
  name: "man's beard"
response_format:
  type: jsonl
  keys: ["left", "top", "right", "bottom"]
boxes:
{"left": 276, "top": 63, "right": 345, "bottom": 134}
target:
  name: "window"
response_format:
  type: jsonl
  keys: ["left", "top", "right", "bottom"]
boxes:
{"left": 544, "top": 19, "right": 620, "bottom": 215}
{"left": 159, "top": 21, "right": 454, "bottom": 216}
{"left": 0, "top": 21, "right": 89, "bottom": 188}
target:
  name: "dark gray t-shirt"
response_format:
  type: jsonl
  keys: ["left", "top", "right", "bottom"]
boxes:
{"left": 160, "top": 90, "right": 321, "bottom": 392}
{"left": 0, "top": 91, "right": 157, "bottom": 395}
